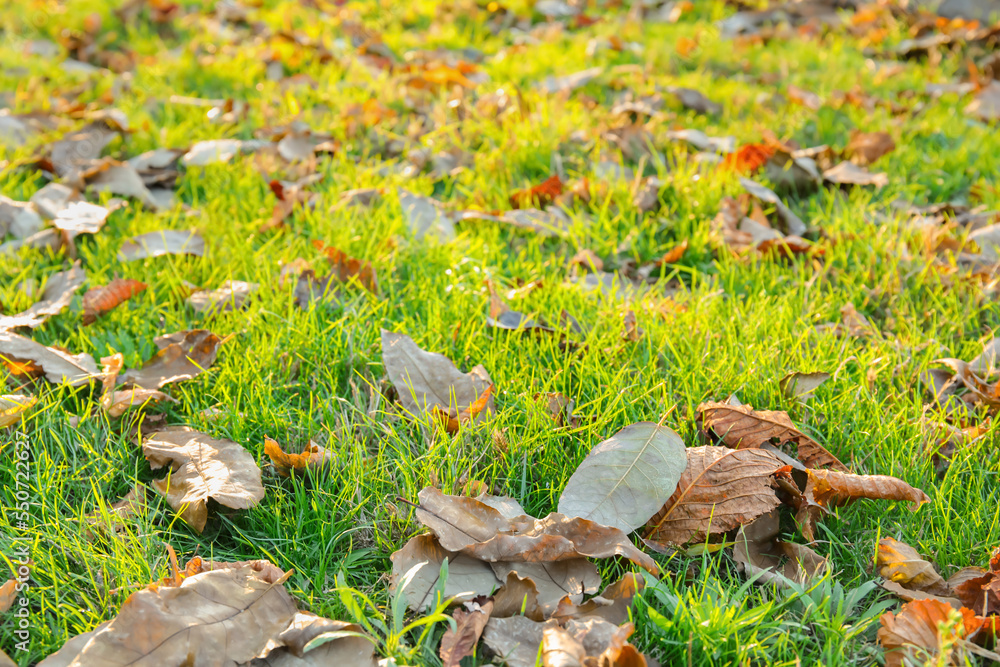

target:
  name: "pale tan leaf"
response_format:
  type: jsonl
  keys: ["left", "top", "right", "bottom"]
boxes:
{"left": 483, "top": 616, "right": 558, "bottom": 667}
{"left": 102, "top": 386, "right": 176, "bottom": 418}
{"left": 778, "top": 371, "right": 830, "bottom": 402}
{"left": 805, "top": 469, "right": 929, "bottom": 509}
{"left": 247, "top": 611, "right": 377, "bottom": 667}
{"left": 823, "top": 161, "right": 888, "bottom": 188}
{"left": 381, "top": 330, "right": 494, "bottom": 426}
{"left": 414, "top": 487, "right": 658, "bottom": 574}
{"left": 558, "top": 422, "right": 687, "bottom": 533}
{"left": 0, "top": 579, "right": 16, "bottom": 614}
{"left": 0, "top": 262, "right": 85, "bottom": 331}
{"left": 120, "top": 330, "right": 222, "bottom": 389}
{"left": 542, "top": 625, "right": 586, "bottom": 667}
{"left": 880, "top": 580, "right": 962, "bottom": 609}
{"left": 551, "top": 573, "right": 644, "bottom": 626}
{"left": 187, "top": 280, "right": 258, "bottom": 314}
{"left": 389, "top": 534, "right": 501, "bottom": 612}
{"left": 644, "top": 446, "right": 784, "bottom": 547}
{"left": 0, "top": 331, "right": 98, "bottom": 386}
{"left": 491, "top": 560, "right": 601, "bottom": 617}
{"left": 118, "top": 229, "right": 205, "bottom": 261}
{"left": 85, "top": 485, "right": 148, "bottom": 536}
{"left": 491, "top": 572, "right": 544, "bottom": 620}
{"left": 399, "top": 190, "right": 455, "bottom": 242}
{"left": 699, "top": 401, "right": 848, "bottom": 471}
{"left": 0, "top": 394, "right": 37, "bottom": 427}
{"left": 440, "top": 599, "right": 493, "bottom": 667}
{"left": 877, "top": 538, "right": 953, "bottom": 597}
{"left": 846, "top": 131, "right": 895, "bottom": 166}
{"left": 37, "top": 564, "right": 298, "bottom": 666}
{"left": 143, "top": 429, "right": 265, "bottom": 533}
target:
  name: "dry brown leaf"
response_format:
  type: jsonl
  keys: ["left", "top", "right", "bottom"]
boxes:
{"left": 950, "top": 551, "right": 1000, "bottom": 617}
{"left": 186, "top": 280, "right": 258, "bottom": 314}
{"left": 509, "top": 175, "right": 564, "bottom": 209}
{"left": 0, "top": 331, "right": 98, "bottom": 386}
{"left": 877, "top": 538, "right": 954, "bottom": 597}
{"left": 85, "top": 485, "right": 148, "bottom": 536}
{"left": 37, "top": 561, "right": 375, "bottom": 667}
{"left": 823, "top": 161, "right": 888, "bottom": 188}
{"left": 778, "top": 371, "right": 830, "bottom": 403}
{"left": 381, "top": 329, "right": 494, "bottom": 427}
{"left": 440, "top": 598, "right": 494, "bottom": 667}
{"left": 142, "top": 429, "right": 265, "bottom": 533}
{"left": 483, "top": 616, "right": 560, "bottom": 667}
{"left": 102, "top": 386, "right": 176, "bottom": 418}
{"left": 645, "top": 445, "right": 785, "bottom": 548}
{"left": 264, "top": 436, "right": 332, "bottom": 477}
{"left": 699, "top": 401, "right": 848, "bottom": 471}
{"left": 536, "top": 392, "right": 583, "bottom": 428}
{"left": 118, "top": 229, "right": 205, "bottom": 261}
{"left": 311, "top": 240, "right": 379, "bottom": 293}
{"left": 120, "top": 329, "right": 222, "bottom": 389}
{"left": 491, "top": 571, "right": 544, "bottom": 620}
{"left": 846, "top": 131, "right": 895, "bottom": 166}
{"left": 82, "top": 278, "right": 147, "bottom": 325}
{"left": 389, "top": 534, "right": 501, "bottom": 612}
{"left": 551, "top": 573, "right": 644, "bottom": 626}
{"left": 492, "top": 560, "right": 601, "bottom": 617}
{"left": 786, "top": 468, "right": 930, "bottom": 542}
{"left": 733, "top": 510, "right": 828, "bottom": 588}
{"left": 0, "top": 579, "right": 17, "bottom": 614}
{"left": 878, "top": 599, "right": 984, "bottom": 667}
{"left": 880, "top": 580, "right": 962, "bottom": 608}
{"left": 0, "top": 262, "right": 85, "bottom": 331}
{"left": 1, "top": 394, "right": 37, "bottom": 427}
{"left": 399, "top": 190, "right": 455, "bottom": 242}
{"left": 414, "top": 487, "right": 658, "bottom": 574}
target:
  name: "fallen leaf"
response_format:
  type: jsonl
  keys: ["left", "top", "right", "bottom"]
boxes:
{"left": 698, "top": 401, "right": 848, "bottom": 471}
{"left": 644, "top": 446, "right": 785, "bottom": 547}
{"left": 550, "top": 573, "right": 644, "bottom": 625}
{"left": 37, "top": 560, "right": 375, "bottom": 667}
{"left": 264, "top": 436, "right": 332, "bottom": 477}
{"left": 0, "top": 579, "right": 16, "bottom": 614}
{"left": 102, "top": 384, "right": 176, "bottom": 418}
{"left": 312, "top": 240, "right": 379, "bottom": 293}
{"left": 877, "top": 538, "right": 954, "bottom": 598}
{"left": 0, "top": 262, "right": 86, "bottom": 331}
{"left": 483, "top": 616, "right": 559, "bottom": 667}
{"left": 182, "top": 138, "right": 266, "bottom": 166}
{"left": 0, "top": 394, "right": 37, "bottom": 427}
{"left": 721, "top": 144, "right": 775, "bottom": 174}
{"left": 509, "top": 175, "right": 564, "bottom": 209}
{"left": 539, "top": 67, "right": 603, "bottom": 95}
{"left": 823, "top": 161, "right": 889, "bottom": 188}
{"left": 399, "top": 190, "right": 455, "bottom": 242}
{"left": 787, "top": 85, "right": 822, "bottom": 110}
{"left": 52, "top": 201, "right": 110, "bottom": 239}
{"left": 389, "top": 533, "right": 501, "bottom": 612}
{"left": 120, "top": 329, "right": 222, "bottom": 389}
{"left": 82, "top": 278, "right": 148, "bottom": 324}
{"left": 558, "top": 422, "right": 687, "bottom": 533}
{"left": 85, "top": 485, "right": 148, "bottom": 535}
{"left": 666, "top": 86, "right": 722, "bottom": 115}
{"left": 491, "top": 571, "right": 544, "bottom": 620}
{"left": 186, "top": 280, "right": 258, "bottom": 314}
{"left": 381, "top": 329, "right": 494, "bottom": 427}
{"left": 142, "top": 428, "right": 265, "bottom": 532}
{"left": 0, "top": 331, "right": 98, "bottom": 386}
{"left": 846, "top": 131, "right": 895, "bottom": 166}
{"left": 492, "top": 560, "right": 601, "bottom": 617}
{"left": 487, "top": 290, "right": 554, "bottom": 334}
{"left": 413, "top": 487, "right": 658, "bottom": 574}
{"left": 441, "top": 598, "right": 494, "bottom": 667}
{"left": 733, "top": 510, "right": 828, "bottom": 588}
{"left": 85, "top": 160, "right": 162, "bottom": 210}
{"left": 118, "top": 229, "right": 205, "bottom": 261}
{"left": 740, "top": 178, "right": 807, "bottom": 236}
{"left": 878, "top": 599, "right": 984, "bottom": 667}
{"left": 965, "top": 81, "right": 1000, "bottom": 122}
{"left": 788, "top": 468, "right": 930, "bottom": 542}
{"left": 779, "top": 371, "right": 831, "bottom": 403}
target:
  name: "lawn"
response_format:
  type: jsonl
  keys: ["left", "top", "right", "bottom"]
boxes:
{"left": 2, "top": 0, "right": 1000, "bottom": 665}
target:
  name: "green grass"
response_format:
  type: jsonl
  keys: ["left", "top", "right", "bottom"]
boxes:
{"left": 2, "top": 0, "right": 1000, "bottom": 665}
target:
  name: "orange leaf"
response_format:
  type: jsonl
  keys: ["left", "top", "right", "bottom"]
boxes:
{"left": 264, "top": 436, "right": 332, "bottom": 477}
{"left": 720, "top": 144, "right": 775, "bottom": 174}
{"left": 509, "top": 175, "right": 564, "bottom": 209}
{"left": 83, "top": 279, "right": 148, "bottom": 325}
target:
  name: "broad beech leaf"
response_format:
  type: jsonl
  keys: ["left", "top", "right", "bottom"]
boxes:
{"left": 440, "top": 598, "right": 493, "bottom": 667}
{"left": 0, "top": 262, "right": 85, "bottom": 331}
{"left": 644, "top": 446, "right": 785, "bottom": 547}
{"left": 142, "top": 429, "right": 265, "bottom": 533}
{"left": 389, "top": 534, "right": 501, "bottom": 612}
{"left": 558, "top": 422, "right": 687, "bottom": 533}
{"left": 699, "top": 401, "right": 848, "bottom": 471}
{"left": 120, "top": 330, "right": 222, "bottom": 389}
{"left": 877, "top": 538, "right": 953, "bottom": 597}
{"left": 878, "top": 599, "right": 984, "bottom": 667}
